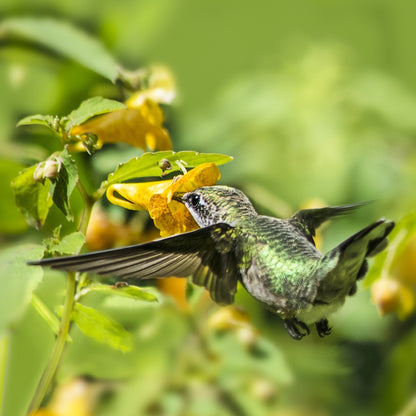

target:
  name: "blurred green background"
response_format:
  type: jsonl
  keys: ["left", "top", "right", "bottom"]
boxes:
{"left": 1, "top": 1, "right": 416, "bottom": 415}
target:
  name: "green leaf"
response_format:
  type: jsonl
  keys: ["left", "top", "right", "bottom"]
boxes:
{"left": 1, "top": 17, "right": 119, "bottom": 81}
{"left": 106, "top": 151, "right": 233, "bottom": 186}
{"left": 0, "top": 160, "right": 27, "bottom": 233}
{"left": 50, "top": 149, "right": 79, "bottom": 220}
{"left": 72, "top": 303, "right": 132, "bottom": 352}
{"left": 0, "top": 244, "right": 45, "bottom": 335}
{"left": 11, "top": 165, "right": 53, "bottom": 229}
{"left": 49, "top": 231, "right": 86, "bottom": 255}
{"left": 66, "top": 97, "right": 126, "bottom": 130}
{"left": 79, "top": 283, "right": 158, "bottom": 303}
{"left": 16, "top": 114, "right": 58, "bottom": 132}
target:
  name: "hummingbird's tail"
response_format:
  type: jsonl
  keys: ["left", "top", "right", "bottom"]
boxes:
{"left": 315, "top": 219, "right": 395, "bottom": 302}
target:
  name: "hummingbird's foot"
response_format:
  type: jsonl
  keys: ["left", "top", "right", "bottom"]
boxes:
{"left": 283, "top": 318, "right": 310, "bottom": 340}
{"left": 315, "top": 319, "right": 332, "bottom": 337}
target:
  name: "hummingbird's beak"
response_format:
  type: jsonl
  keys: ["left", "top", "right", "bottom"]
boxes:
{"left": 172, "top": 192, "right": 185, "bottom": 203}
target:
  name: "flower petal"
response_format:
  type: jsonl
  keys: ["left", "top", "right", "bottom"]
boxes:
{"left": 70, "top": 101, "right": 172, "bottom": 151}
{"left": 106, "top": 163, "right": 221, "bottom": 237}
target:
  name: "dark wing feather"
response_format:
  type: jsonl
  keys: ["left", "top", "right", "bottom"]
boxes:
{"left": 28, "top": 223, "right": 240, "bottom": 305}
{"left": 290, "top": 203, "right": 367, "bottom": 245}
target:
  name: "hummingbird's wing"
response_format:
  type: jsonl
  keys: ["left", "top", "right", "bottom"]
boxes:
{"left": 315, "top": 219, "right": 395, "bottom": 304}
{"left": 28, "top": 223, "right": 240, "bottom": 305}
{"left": 289, "top": 203, "right": 366, "bottom": 245}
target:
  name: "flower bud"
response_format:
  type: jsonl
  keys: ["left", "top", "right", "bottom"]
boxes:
{"left": 43, "top": 159, "right": 61, "bottom": 179}
{"left": 371, "top": 278, "right": 401, "bottom": 316}
{"left": 33, "top": 156, "right": 62, "bottom": 183}
{"left": 372, "top": 277, "right": 415, "bottom": 318}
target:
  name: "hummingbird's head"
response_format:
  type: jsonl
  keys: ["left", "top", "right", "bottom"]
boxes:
{"left": 175, "top": 185, "right": 257, "bottom": 227}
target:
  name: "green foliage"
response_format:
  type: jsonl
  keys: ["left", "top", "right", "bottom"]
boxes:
{"left": 50, "top": 149, "right": 79, "bottom": 221}
{"left": 0, "top": 17, "right": 119, "bottom": 81}
{"left": 11, "top": 165, "right": 53, "bottom": 229}
{"left": 72, "top": 303, "right": 132, "bottom": 352}
{"left": 16, "top": 114, "right": 58, "bottom": 130}
{"left": 0, "top": 161, "right": 30, "bottom": 233}
{"left": 18, "top": 97, "right": 126, "bottom": 133}
{"left": 46, "top": 231, "right": 86, "bottom": 255}
{"left": 0, "top": 244, "right": 44, "bottom": 334}
{"left": 106, "top": 151, "right": 233, "bottom": 185}
{"left": 66, "top": 97, "right": 127, "bottom": 129}
{"left": 79, "top": 283, "right": 158, "bottom": 303}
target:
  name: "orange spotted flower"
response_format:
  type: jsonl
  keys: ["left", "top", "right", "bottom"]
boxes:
{"left": 106, "top": 163, "right": 221, "bottom": 237}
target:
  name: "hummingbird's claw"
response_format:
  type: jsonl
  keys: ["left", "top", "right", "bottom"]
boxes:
{"left": 283, "top": 318, "right": 310, "bottom": 340}
{"left": 315, "top": 319, "right": 332, "bottom": 337}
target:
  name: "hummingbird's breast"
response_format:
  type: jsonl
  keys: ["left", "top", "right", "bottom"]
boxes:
{"left": 236, "top": 216, "right": 322, "bottom": 316}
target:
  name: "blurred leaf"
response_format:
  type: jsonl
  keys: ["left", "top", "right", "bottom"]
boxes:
{"left": 17, "top": 114, "right": 58, "bottom": 131}
{"left": 66, "top": 97, "right": 126, "bottom": 130}
{"left": 11, "top": 164, "right": 53, "bottom": 228}
{"left": 72, "top": 303, "right": 132, "bottom": 352}
{"left": 2, "top": 296, "right": 55, "bottom": 416}
{"left": 49, "top": 231, "right": 86, "bottom": 256}
{"left": 106, "top": 151, "right": 233, "bottom": 186}
{"left": 1, "top": 17, "right": 119, "bottom": 81}
{"left": 0, "top": 244, "right": 44, "bottom": 335}
{"left": 50, "top": 149, "right": 79, "bottom": 221}
{"left": 377, "top": 327, "right": 416, "bottom": 414}
{"left": 212, "top": 332, "right": 293, "bottom": 386}
{"left": 81, "top": 283, "right": 158, "bottom": 303}
{"left": 0, "top": 160, "right": 27, "bottom": 233}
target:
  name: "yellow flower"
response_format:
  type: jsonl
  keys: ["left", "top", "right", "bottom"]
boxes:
{"left": 70, "top": 100, "right": 172, "bottom": 151}
{"left": 106, "top": 163, "right": 221, "bottom": 237}
{"left": 69, "top": 67, "right": 175, "bottom": 151}
{"left": 31, "top": 378, "right": 94, "bottom": 416}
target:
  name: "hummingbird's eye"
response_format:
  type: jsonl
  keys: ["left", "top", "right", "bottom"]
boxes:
{"left": 190, "top": 194, "right": 200, "bottom": 207}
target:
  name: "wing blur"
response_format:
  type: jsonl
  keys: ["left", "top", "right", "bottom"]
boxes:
{"left": 28, "top": 223, "right": 240, "bottom": 305}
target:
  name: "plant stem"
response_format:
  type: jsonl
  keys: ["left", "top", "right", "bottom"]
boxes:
{"left": 28, "top": 179, "right": 97, "bottom": 414}
{"left": 27, "top": 272, "right": 77, "bottom": 414}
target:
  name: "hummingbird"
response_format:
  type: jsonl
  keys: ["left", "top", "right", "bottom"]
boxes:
{"left": 29, "top": 186, "right": 394, "bottom": 340}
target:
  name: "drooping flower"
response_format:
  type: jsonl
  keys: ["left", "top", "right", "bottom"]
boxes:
{"left": 69, "top": 66, "right": 175, "bottom": 151}
{"left": 70, "top": 100, "right": 172, "bottom": 151}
